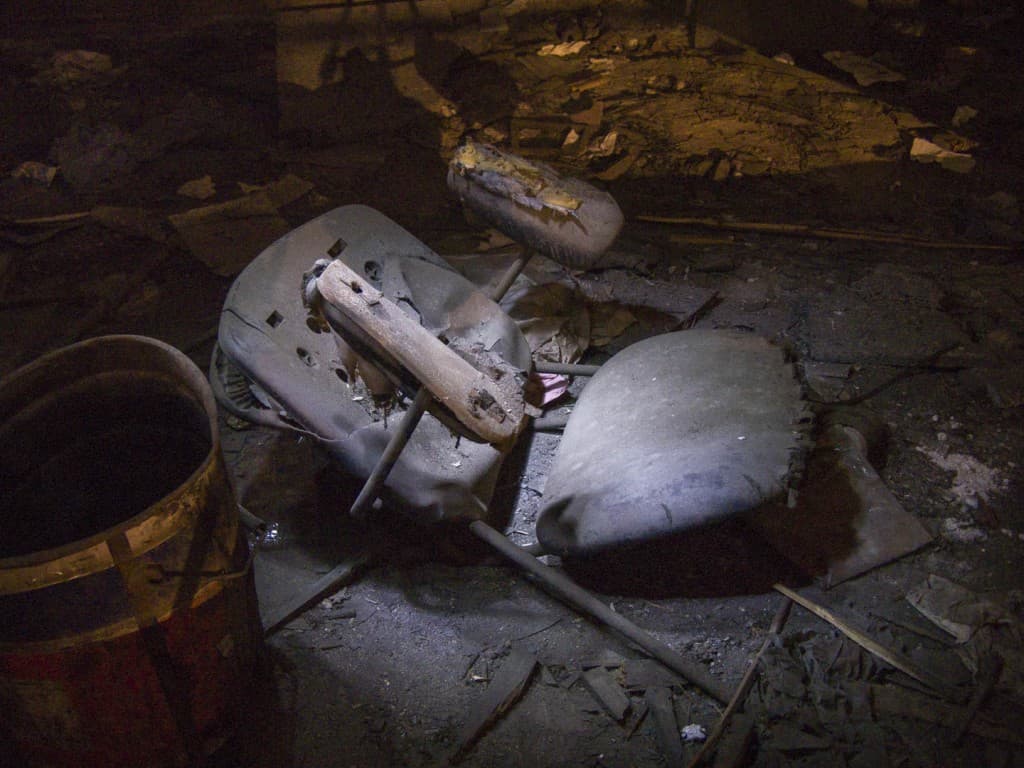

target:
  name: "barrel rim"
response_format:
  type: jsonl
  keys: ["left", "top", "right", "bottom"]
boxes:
{"left": 0, "top": 335, "right": 224, "bottom": 594}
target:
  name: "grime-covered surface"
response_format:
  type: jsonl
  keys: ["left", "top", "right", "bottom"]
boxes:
{"left": 2, "top": 1, "right": 1024, "bottom": 766}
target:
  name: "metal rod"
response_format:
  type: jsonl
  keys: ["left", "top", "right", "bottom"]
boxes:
{"left": 348, "top": 387, "right": 433, "bottom": 518}
{"left": 530, "top": 414, "right": 569, "bottom": 432}
{"left": 469, "top": 520, "right": 731, "bottom": 704}
{"left": 345, "top": 246, "right": 534, "bottom": 519}
{"left": 489, "top": 247, "right": 533, "bottom": 303}
{"left": 533, "top": 362, "right": 601, "bottom": 377}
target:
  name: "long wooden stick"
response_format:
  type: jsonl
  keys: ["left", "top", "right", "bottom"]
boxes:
{"left": 3, "top": 211, "right": 91, "bottom": 226}
{"left": 774, "top": 584, "right": 961, "bottom": 700}
{"left": 687, "top": 596, "right": 793, "bottom": 768}
{"left": 637, "top": 214, "right": 1020, "bottom": 252}
{"left": 450, "top": 649, "right": 537, "bottom": 764}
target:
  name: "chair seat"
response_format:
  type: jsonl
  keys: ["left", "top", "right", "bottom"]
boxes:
{"left": 214, "top": 204, "right": 531, "bottom": 522}
{"left": 536, "top": 330, "right": 811, "bottom": 556}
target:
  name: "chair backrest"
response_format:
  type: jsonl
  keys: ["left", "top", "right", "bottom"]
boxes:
{"left": 215, "top": 204, "right": 527, "bottom": 522}
{"left": 448, "top": 141, "right": 624, "bottom": 271}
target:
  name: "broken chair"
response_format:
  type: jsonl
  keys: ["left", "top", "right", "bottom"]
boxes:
{"left": 212, "top": 142, "right": 812, "bottom": 702}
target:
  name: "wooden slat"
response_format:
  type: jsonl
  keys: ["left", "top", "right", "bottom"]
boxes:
{"left": 450, "top": 649, "right": 537, "bottom": 763}
{"left": 645, "top": 687, "right": 683, "bottom": 767}
{"left": 582, "top": 667, "right": 631, "bottom": 722}
{"left": 317, "top": 259, "right": 526, "bottom": 449}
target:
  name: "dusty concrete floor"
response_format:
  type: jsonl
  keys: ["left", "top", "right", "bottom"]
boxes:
{"left": 2, "top": 2, "right": 1024, "bottom": 767}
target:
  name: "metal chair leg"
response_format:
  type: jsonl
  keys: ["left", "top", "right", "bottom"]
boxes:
{"left": 345, "top": 247, "right": 533, "bottom": 519}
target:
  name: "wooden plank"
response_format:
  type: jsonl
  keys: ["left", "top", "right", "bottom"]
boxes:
{"left": 262, "top": 542, "right": 385, "bottom": 636}
{"left": 623, "top": 658, "right": 683, "bottom": 692}
{"left": 582, "top": 667, "right": 630, "bottom": 722}
{"left": 317, "top": 259, "right": 526, "bottom": 449}
{"left": 645, "top": 687, "right": 683, "bottom": 767}
{"left": 450, "top": 649, "right": 537, "bottom": 763}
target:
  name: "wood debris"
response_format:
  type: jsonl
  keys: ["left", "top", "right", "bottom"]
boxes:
{"left": 644, "top": 687, "right": 683, "bottom": 767}
{"left": 450, "top": 649, "right": 537, "bottom": 764}
{"left": 581, "top": 666, "right": 630, "bottom": 722}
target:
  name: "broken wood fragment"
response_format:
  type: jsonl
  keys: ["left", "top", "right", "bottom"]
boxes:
{"left": 687, "top": 596, "right": 792, "bottom": 768}
{"left": 953, "top": 653, "right": 1004, "bottom": 745}
{"left": 622, "top": 659, "right": 683, "bottom": 692}
{"left": 317, "top": 259, "right": 527, "bottom": 450}
{"left": 637, "top": 214, "right": 1021, "bottom": 252}
{"left": 582, "top": 667, "right": 630, "bottom": 722}
{"left": 645, "top": 687, "right": 683, "bottom": 767}
{"left": 625, "top": 700, "right": 649, "bottom": 739}
{"left": 581, "top": 649, "right": 627, "bottom": 670}
{"left": 168, "top": 193, "right": 292, "bottom": 276}
{"left": 540, "top": 665, "right": 558, "bottom": 686}
{"left": 2, "top": 211, "right": 91, "bottom": 226}
{"left": 868, "top": 611, "right": 957, "bottom": 647}
{"left": 710, "top": 714, "right": 755, "bottom": 768}
{"left": 774, "top": 584, "right": 961, "bottom": 701}
{"left": 450, "top": 649, "right": 537, "bottom": 764}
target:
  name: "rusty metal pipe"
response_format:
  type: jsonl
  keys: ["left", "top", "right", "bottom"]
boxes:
{"left": 489, "top": 247, "right": 533, "bottom": 303}
{"left": 533, "top": 362, "right": 600, "bottom": 377}
{"left": 469, "top": 520, "right": 731, "bottom": 704}
{"left": 530, "top": 414, "right": 569, "bottom": 432}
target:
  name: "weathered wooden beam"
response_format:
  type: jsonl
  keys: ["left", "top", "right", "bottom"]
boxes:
{"left": 262, "top": 542, "right": 386, "bottom": 636}
{"left": 645, "top": 687, "right": 683, "bottom": 767}
{"left": 582, "top": 667, "right": 630, "bottom": 722}
{"left": 317, "top": 259, "right": 526, "bottom": 450}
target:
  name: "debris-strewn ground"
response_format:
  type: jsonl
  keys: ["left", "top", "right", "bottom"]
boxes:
{"left": 2, "top": 2, "right": 1023, "bottom": 766}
